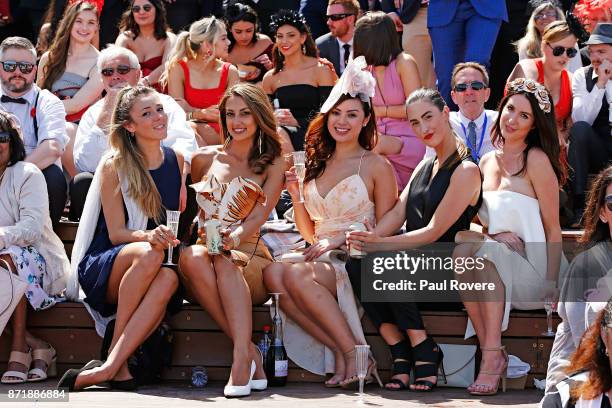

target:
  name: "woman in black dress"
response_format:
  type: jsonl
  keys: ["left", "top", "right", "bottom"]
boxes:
{"left": 347, "top": 88, "right": 482, "bottom": 391}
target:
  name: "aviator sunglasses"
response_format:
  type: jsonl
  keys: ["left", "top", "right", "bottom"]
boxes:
{"left": 453, "top": 81, "right": 486, "bottom": 92}
{"left": 547, "top": 43, "right": 578, "bottom": 58}
{"left": 101, "top": 65, "right": 134, "bottom": 76}
{"left": 132, "top": 4, "right": 153, "bottom": 13}
{"left": 0, "top": 61, "right": 35, "bottom": 74}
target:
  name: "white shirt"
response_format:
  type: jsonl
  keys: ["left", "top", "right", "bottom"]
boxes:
{"left": 336, "top": 37, "right": 353, "bottom": 74}
{"left": 74, "top": 93, "right": 197, "bottom": 174}
{"left": 0, "top": 85, "right": 67, "bottom": 165}
{"left": 571, "top": 65, "right": 612, "bottom": 127}
{"left": 424, "top": 109, "right": 497, "bottom": 161}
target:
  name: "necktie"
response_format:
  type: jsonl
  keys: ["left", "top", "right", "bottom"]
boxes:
{"left": 1, "top": 95, "right": 26, "bottom": 104}
{"left": 467, "top": 121, "right": 477, "bottom": 158}
{"left": 343, "top": 44, "right": 350, "bottom": 69}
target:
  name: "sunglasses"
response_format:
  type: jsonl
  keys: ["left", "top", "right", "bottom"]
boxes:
{"left": 606, "top": 195, "right": 612, "bottom": 212}
{"left": 101, "top": 65, "right": 134, "bottom": 77}
{"left": 453, "top": 81, "right": 486, "bottom": 92}
{"left": 326, "top": 13, "right": 352, "bottom": 21}
{"left": 534, "top": 11, "right": 557, "bottom": 21}
{"left": 548, "top": 43, "right": 578, "bottom": 58}
{"left": 0, "top": 131, "right": 10, "bottom": 143}
{"left": 0, "top": 60, "right": 35, "bottom": 74}
{"left": 132, "top": 4, "right": 153, "bottom": 13}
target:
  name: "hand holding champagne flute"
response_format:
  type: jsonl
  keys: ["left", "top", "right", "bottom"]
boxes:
{"left": 292, "top": 151, "right": 306, "bottom": 203}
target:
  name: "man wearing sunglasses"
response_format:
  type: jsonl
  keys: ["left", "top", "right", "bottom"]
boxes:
{"left": 71, "top": 45, "right": 197, "bottom": 222}
{"left": 568, "top": 23, "right": 612, "bottom": 228}
{"left": 316, "top": 0, "right": 359, "bottom": 75}
{"left": 0, "top": 36, "right": 67, "bottom": 228}
{"left": 423, "top": 62, "right": 496, "bottom": 162}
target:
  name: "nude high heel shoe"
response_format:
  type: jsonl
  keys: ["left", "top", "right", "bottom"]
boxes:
{"left": 469, "top": 346, "right": 508, "bottom": 396}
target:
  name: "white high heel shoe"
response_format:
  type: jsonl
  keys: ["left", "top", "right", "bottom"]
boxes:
{"left": 250, "top": 347, "right": 267, "bottom": 391}
{"left": 224, "top": 360, "right": 256, "bottom": 398}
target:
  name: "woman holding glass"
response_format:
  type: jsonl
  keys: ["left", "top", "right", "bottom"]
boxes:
{"left": 263, "top": 57, "right": 396, "bottom": 388}
{"left": 179, "top": 83, "right": 285, "bottom": 398}
{"left": 346, "top": 88, "right": 482, "bottom": 392}
{"left": 60, "top": 86, "right": 182, "bottom": 391}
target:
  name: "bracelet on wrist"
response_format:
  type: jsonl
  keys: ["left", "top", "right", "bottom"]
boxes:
{"left": 188, "top": 111, "right": 194, "bottom": 121}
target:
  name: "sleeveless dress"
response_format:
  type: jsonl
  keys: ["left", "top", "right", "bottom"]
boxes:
{"left": 141, "top": 56, "right": 164, "bottom": 92}
{"left": 465, "top": 189, "right": 568, "bottom": 338}
{"left": 535, "top": 59, "right": 572, "bottom": 124}
{"left": 371, "top": 59, "right": 426, "bottom": 190}
{"left": 179, "top": 60, "right": 231, "bottom": 133}
{"left": 271, "top": 84, "right": 333, "bottom": 151}
{"left": 51, "top": 71, "right": 90, "bottom": 123}
{"left": 78, "top": 147, "right": 180, "bottom": 317}
{"left": 281, "top": 152, "right": 374, "bottom": 375}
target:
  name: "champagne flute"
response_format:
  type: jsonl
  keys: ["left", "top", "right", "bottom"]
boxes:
{"left": 163, "top": 210, "right": 181, "bottom": 266}
{"left": 542, "top": 298, "right": 556, "bottom": 337}
{"left": 355, "top": 345, "right": 370, "bottom": 404}
{"left": 292, "top": 151, "right": 306, "bottom": 203}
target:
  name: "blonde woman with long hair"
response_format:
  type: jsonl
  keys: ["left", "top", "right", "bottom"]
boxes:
{"left": 164, "top": 16, "right": 239, "bottom": 146}
{"left": 59, "top": 86, "right": 183, "bottom": 391}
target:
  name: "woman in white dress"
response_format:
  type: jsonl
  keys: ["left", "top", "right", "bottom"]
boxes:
{"left": 263, "top": 57, "right": 397, "bottom": 388}
{"left": 454, "top": 78, "right": 568, "bottom": 395}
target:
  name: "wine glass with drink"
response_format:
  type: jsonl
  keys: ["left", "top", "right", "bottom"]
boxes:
{"left": 292, "top": 151, "right": 306, "bottom": 203}
{"left": 542, "top": 297, "right": 556, "bottom": 337}
{"left": 355, "top": 345, "right": 370, "bottom": 404}
{"left": 163, "top": 210, "right": 181, "bottom": 266}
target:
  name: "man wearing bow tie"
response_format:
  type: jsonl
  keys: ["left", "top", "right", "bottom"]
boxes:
{"left": 0, "top": 37, "right": 67, "bottom": 228}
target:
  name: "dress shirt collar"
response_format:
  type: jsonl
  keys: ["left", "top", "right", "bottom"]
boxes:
{"left": 458, "top": 109, "right": 487, "bottom": 129}
{"left": 0, "top": 85, "right": 37, "bottom": 105}
{"left": 336, "top": 37, "right": 354, "bottom": 48}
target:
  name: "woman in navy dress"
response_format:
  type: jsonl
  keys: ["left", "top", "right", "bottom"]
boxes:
{"left": 59, "top": 86, "right": 183, "bottom": 391}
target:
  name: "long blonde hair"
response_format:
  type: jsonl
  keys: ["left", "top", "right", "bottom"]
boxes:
{"left": 109, "top": 86, "right": 163, "bottom": 222}
{"left": 160, "top": 16, "right": 226, "bottom": 87}
{"left": 514, "top": 3, "right": 564, "bottom": 59}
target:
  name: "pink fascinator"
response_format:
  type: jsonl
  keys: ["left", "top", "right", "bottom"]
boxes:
{"left": 320, "top": 56, "right": 376, "bottom": 113}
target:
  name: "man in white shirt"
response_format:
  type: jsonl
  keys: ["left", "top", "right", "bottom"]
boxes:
{"left": 424, "top": 62, "right": 497, "bottom": 162}
{"left": 0, "top": 36, "right": 67, "bottom": 227}
{"left": 315, "top": 0, "right": 359, "bottom": 75}
{"left": 71, "top": 45, "right": 197, "bottom": 222}
{"left": 568, "top": 23, "right": 612, "bottom": 227}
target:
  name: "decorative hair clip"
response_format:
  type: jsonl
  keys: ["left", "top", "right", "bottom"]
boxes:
{"left": 506, "top": 78, "right": 552, "bottom": 114}
{"left": 270, "top": 9, "right": 307, "bottom": 34}
{"left": 320, "top": 56, "right": 376, "bottom": 113}
{"left": 565, "top": 10, "right": 590, "bottom": 43}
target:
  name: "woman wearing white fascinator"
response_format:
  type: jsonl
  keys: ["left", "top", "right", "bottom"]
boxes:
{"left": 263, "top": 55, "right": 397, "bottom": 388}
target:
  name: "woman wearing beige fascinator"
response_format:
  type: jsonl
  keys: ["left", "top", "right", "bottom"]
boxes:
{"left": 263, "top": 56, "right": 396, "bottom": 389}
{"left": 179, "top": 83, "right": 285, "bottom": 398}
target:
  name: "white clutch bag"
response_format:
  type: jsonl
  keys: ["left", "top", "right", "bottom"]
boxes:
{"left": 437, "top": 343, "right": 477, "bottom": 388}
{"left": 279, "top": 249, "right": 347, "bottom": 264}
{"left": 0, "top": 258, "right": 29, "bottom": 336}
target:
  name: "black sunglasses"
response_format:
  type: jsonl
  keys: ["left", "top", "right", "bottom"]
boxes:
{"left": 326, "top": 13, "right": 352, "bottom": 21}
{"left": 0, "top": 60, "right": 35, "bottom": 74}
{"left": 132, "top": 4, "right": 153, "bottom": 13}
{"left": 547, "top": 43, "right": 577, "bottom": 58}
{"left": 454, "top": 81, "right": 486, "bottom": 92}
{"left": 101, "top": 65, "right": 134, "bottom": 77}
{"left": 606, "top": 195, "right": 612, "bottom": 212}
{"left": 0, "top": 131, "right": 10, "bottom": 143}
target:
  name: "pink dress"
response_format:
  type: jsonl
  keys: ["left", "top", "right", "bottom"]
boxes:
{"left": 372, "top": 59, "right": 425, "bottom": 190}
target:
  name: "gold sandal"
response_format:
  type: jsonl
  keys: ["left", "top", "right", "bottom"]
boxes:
{"left": 341, "top": 349, "right": 383, "bottom": 389}
{"left": 469, "top": 346, "right": 508, "bottom": 396}
{"left": 1, "top": 349, "right": 32, "bottom": 384}
{"left": 28, "top": 345, "right": 57, "bottom": 382}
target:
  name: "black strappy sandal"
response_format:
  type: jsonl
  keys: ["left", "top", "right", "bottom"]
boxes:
{"left": 410, "top": 337, "right": 445, "bottom": 392}
{"left": 385, "top": 340, "right": 412, "bottom": 391}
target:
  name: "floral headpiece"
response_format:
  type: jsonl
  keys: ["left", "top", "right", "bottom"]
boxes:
{"left": 270, "top": 9, "right": 307, "bottom": 34}
{"left": 505, "top": 78, "right": 552, "bottom": 114}
{"left": 320, "top": 56, "right": 376, "bottom": 113}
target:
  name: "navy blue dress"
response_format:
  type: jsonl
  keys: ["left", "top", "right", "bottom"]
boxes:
{"left": 78, "top": 147, "right": 181, "bottom": 317}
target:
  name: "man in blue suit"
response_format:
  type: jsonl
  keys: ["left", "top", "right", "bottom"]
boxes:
{"left": 428, "top": 0, "right": 508, "bottom": 109}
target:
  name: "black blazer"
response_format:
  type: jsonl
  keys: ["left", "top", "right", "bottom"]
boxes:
{"left": 316, "top": 32, "right": 342, "bottom": 75}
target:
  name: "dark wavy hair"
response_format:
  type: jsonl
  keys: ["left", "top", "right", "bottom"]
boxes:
{"left": 491, "top": 88, "right": 568, "bottom": 186}
{"left": 218, "top": 83, "right": 282, "bottom": 174}
{"left": 225, "top": 2, "right": 259, "bottom": 52}
{"left": 568, "top": 300, "right": 612, "bottom": 401}
{"left": 0, "top": 112, "right": 26, "bottom": 167}
{"left": 270, "top": 9, "right": 318, "bottom": 74}
{"left": 119, "top": 0, "right": 169, "bottom": 41}
{"left": 580, "top": 165, "right": 612, "bottom": 245}
{"left": 304, "top": 94, "right": 377, "bottom": 183}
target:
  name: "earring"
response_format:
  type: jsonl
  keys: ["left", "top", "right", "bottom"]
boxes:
{"left": 258, "top": 129, "right": 263, "bottom": 155}
{"left": 302, "top": 44, "right": 306, "bottom": 54}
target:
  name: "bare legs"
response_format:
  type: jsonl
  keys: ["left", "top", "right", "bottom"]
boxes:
{"left": 179, "top": 245, "right": 265, "bottom": 386}
{"left": 263, "top": 261, "right": 360, "bottom": 385}
{"left": 193, "top": 123, "right": 221, "bottom": 147}
{"left": 73, "top": 242, "right": 178, "bottom": 389}
{"left": 62, "top": 122, "right": 78, "bottom": 179}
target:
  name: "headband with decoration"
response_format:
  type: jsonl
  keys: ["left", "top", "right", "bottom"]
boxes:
{"left": 505, "top": 78, "right": 552, "bottom": 114}
{"left": 270, "top": 9, "right": 308, "bottom": 34}
{"left": 320, "top": 56, "right": 376, "bottom": 113}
